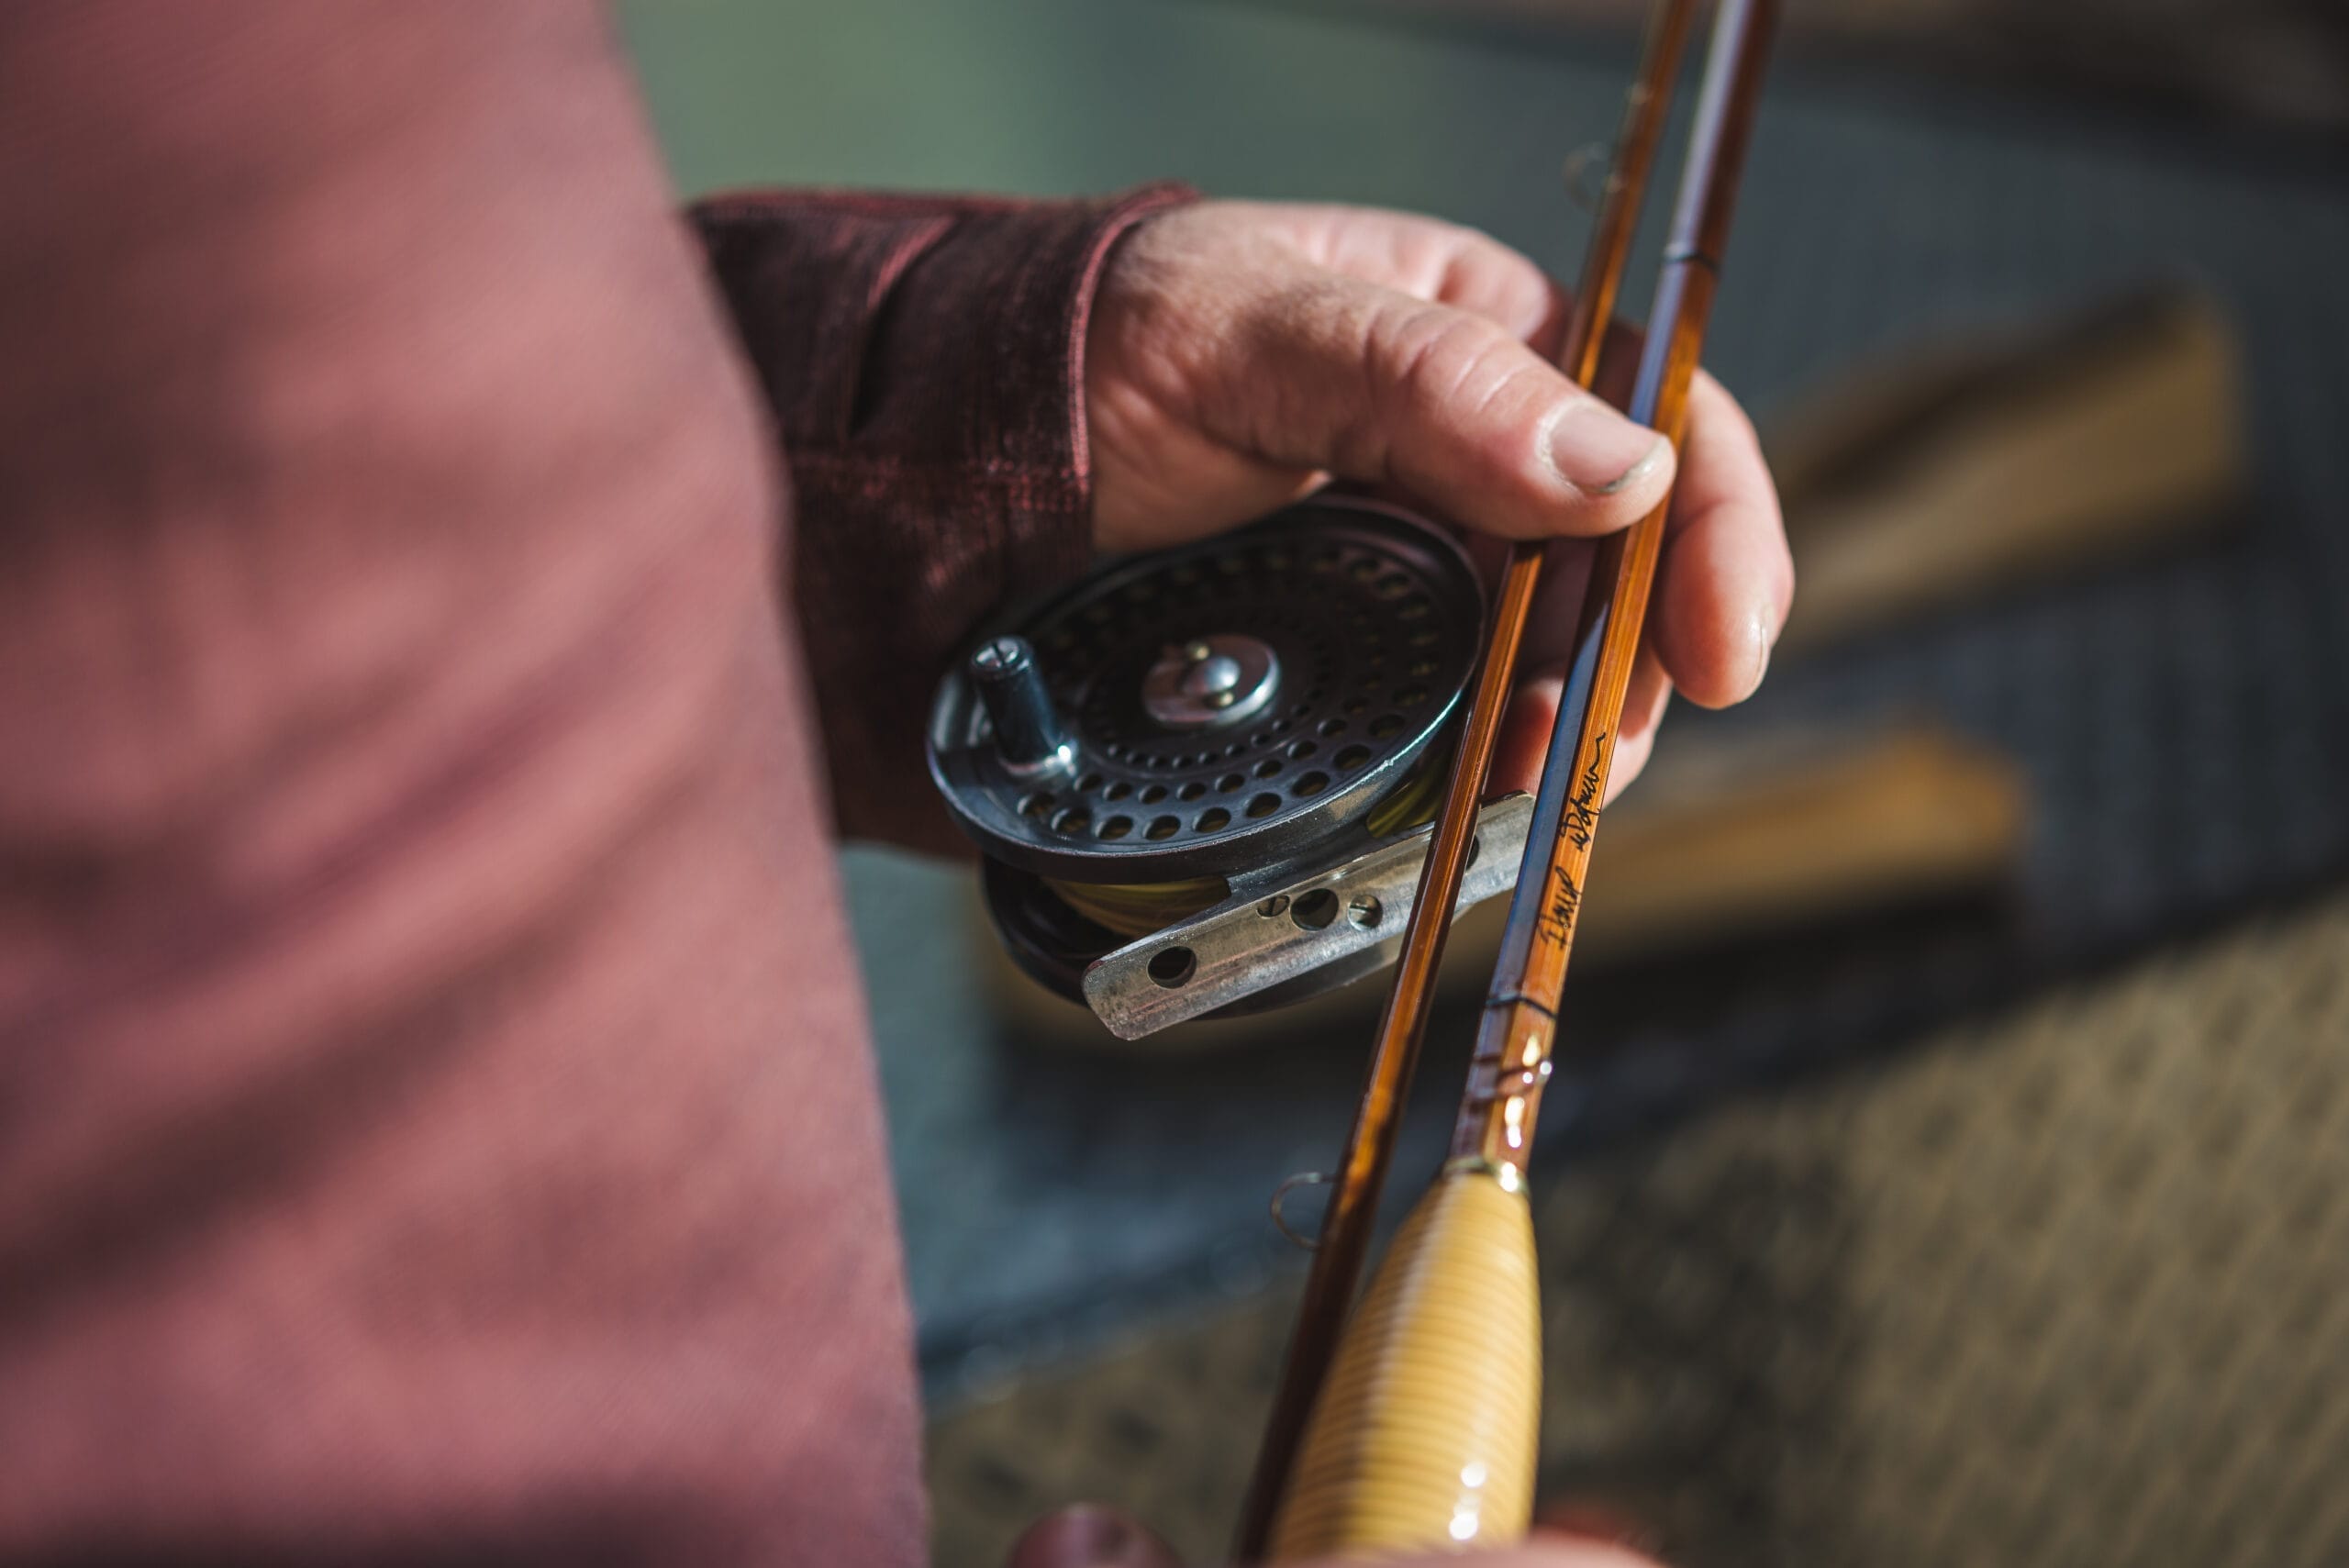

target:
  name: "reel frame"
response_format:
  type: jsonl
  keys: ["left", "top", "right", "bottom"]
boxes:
{"left": 928, "top": 495, "right": 1525, "bottom": 1035}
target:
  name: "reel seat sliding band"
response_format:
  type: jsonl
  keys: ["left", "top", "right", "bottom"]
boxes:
{"left": 1081, "top": 792, "right": 1534, "bottom": 1039}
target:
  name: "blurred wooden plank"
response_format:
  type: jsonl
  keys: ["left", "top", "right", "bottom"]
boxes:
{"left": 1769, "top": 287, "right": 2246, "bottom": 651}
{"left": 1575, "top": 725, "right": 2025, "bottom": 961}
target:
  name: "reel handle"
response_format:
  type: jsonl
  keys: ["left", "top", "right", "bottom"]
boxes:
{"left": 969, "top": 636, "right": 1074, "bottom": 775}
{"left": 1264, "top": 1164, "right": 1542, "bottom": 1560}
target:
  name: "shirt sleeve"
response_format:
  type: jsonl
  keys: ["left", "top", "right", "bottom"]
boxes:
{"left": 690, "top": 183, "right": 1199, "bottom": 851}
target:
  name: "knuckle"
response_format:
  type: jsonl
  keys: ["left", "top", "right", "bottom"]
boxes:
{"left": 1362, "top": 306, "right": 1548, "bottom": 489}
{"left": 1371, "top": 305, "right": 1522, "bottom": 418}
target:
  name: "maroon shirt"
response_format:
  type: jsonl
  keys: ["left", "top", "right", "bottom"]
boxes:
{"left": 0, "top": 6, "right": 1188, "bottom": 1562}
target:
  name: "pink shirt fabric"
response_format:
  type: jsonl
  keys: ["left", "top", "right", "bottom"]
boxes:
{"left": 0, "top": 6, "right": 1188, "bottom": 1562}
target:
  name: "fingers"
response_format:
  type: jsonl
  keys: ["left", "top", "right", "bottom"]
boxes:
{"left": 1209, "top": 265, "right": 1677, "bottom": 542}
{"left": 1481, "top": 369, "right": 1778, "bottom": 808}
{"left": 1488, "top": 539, "right": 1591, "bottom": 798}
{"left": 1493, "top": 677, "right": 1562, "bottom": 800}
{"left": 1490, "top": 642, "right": 1668, "bottom": 804}
{"left": 1088, "top": 203, "right": 1687, "bottom": 551}
{"left": 1604, "top": 650, "right": 1671, "bottom": 806}
{"left": 1647, "top": 372, "right": 1791, "bottom": 708}
{"left": 1255, "top": 201, "right": 1571, "bottom": 350}
{"left": 1087, "top": 201, "right": 1785, "bottom": 743}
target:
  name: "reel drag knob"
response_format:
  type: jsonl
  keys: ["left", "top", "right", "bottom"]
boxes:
{"left": 1142, "top": 636, "right": 1280, "bottom": 729}
{"left": 970, "top": 635, "right": 1074, "bottom": 777}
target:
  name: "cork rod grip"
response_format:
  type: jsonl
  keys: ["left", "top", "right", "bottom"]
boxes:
{"left": 1266, "top": 1168, "right": 1542, "bottom": 1560}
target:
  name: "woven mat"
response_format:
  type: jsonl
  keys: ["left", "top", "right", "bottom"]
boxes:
{"left": 929, "top": 889, "right": 2349, "bottom": 1568}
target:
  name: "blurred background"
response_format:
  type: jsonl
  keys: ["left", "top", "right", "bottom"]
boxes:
{"left": 617, "top": 3, "right": 2349, "bottom": 1564}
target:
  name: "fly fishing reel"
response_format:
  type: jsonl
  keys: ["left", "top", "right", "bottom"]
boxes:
{"left": 928, "top": 495, "right": 1535, "bottom": 1039}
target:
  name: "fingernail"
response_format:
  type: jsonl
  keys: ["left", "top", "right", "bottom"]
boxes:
{"left": 1740, "top": 606, "right": 1773, "bottom": 700}
{"left": 1546, "top": 400, "right": 1668, "bottom": 496}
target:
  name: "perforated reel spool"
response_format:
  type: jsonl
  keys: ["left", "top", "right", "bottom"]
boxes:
{"left": 927, "top": 495, "right": 1486, "bottom": 1009}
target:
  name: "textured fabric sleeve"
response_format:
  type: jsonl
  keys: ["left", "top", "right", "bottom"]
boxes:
{"left": 691, "top": 183, "right": 1199, "bottom": 851}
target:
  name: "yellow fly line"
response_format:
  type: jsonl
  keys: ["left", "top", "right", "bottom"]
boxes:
{"left": 1042, "top": 751, "right": 1453, "bottom": 939}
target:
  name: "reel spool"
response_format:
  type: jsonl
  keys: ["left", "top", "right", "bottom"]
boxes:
{"left": 927, "top": 495, "right": 1535, "bottom": 1039}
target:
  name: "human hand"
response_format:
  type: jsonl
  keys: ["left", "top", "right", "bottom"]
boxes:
{"left": 1085, "top": 200, "right": 1790, "bottom": 799}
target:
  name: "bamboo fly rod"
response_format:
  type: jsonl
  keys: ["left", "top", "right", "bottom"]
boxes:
{"left": 1240, "top": 0, "right": 1781, "bottom": 1556}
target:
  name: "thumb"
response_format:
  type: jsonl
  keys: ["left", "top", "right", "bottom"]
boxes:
{"left": 1214, "top": 270, "right": 1675, "bottom": 540}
